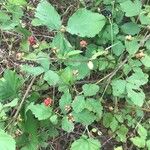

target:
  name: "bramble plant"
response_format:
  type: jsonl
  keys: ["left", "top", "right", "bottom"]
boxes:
{"left": 0, "top": 0, "right": 150, "bottom": 150}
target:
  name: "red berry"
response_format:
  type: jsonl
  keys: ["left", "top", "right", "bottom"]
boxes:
{"left": 44, "top": 98, "right": 53, "bottom": 106}
{"left": 80, "top": 40, "right": 88, "bottom": 48}
{"left": 28, "top": 36, "right": 36, "bottom": 46}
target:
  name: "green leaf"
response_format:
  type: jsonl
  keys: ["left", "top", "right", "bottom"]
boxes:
{"left": 85, "top": 98, "right": 103, "bottom": 119}
{"left": 73, "top": 110, "right": 96, "bottom": 126}
{"left": 36, "top": 52, "right": 50, "bottom": 71}
{"left": 137, "top": 124, "right": 147, "bottom": 139}
{"left": 0, "top": 129, "right": 16, "bottom": 150}
{"left": 141, "top": 55, "right": 150, "bottom": 67}
{"left": 3, "top": 98, "right": 18, "bottom": 108}
{"left": 0, "top": 70, "right": 22, "bottom": 101}
{"left": 125, "top": 39, "right": 139, "bottom": 55}
{"left": 111, "top": 80, "right": 126, "bottom": 97}
{"left": 127, "top": 71, "right": 148, "bottom": 87}
{"left": 34, "top": 0, "right": 61, "bottom": 30}
{"left": 44, "top": 70, "right": 60, "bottom": 86}
{"left": 82, "top": 84, "right": 99, "bottom": 97}
{"left": 60, "top": 67, "right": 74, "bottom": 84}
{"left": 120, "top": 0, "right": 142, "bottom": 17}
{"left": 147, "top": 140, "right": 150, "bottom": 150}
{"left": 21, "top": 65, "right": 44, "bottom": 76}
{"left": 67, "top": 8, "right": 105, "bottom": 37}
{"left": 139, "top": 14, "right": 150, "bottom": 25}
{"left": 114, "top": 146, "right": 123, "bottom": 150}
{"left": 110, "top": 118, "right": 118, "bottom": 132}
{"left": 112, "top": 41, "right": 125, "bottom": 56}
{"left": 71, "top": 136, "right": 101, "bottom": 150}
{"left": 121, "top": 22, "right": 140, "bottom": 35}
{"left": 28, "top": 103, "right": 52, "bottom": 120}
{"left": 116, "top": 125, "right": 128, "bottom": 142}
{"left": 59, "top": 91, "right": 72, "bottom": 114}
{"left": 50, "top": 115, "right": 58, "bottom": 125}
{"left": 62, "top": 116, "right": 74, "bottom": 132}
{"left": 126, "top": 84, "right": 145, "bottom": 107}
{"left": 130, "top": 137, "right": 145, "bottom": 148}
{"left": 8, "top": 0, "right": 27, "bottom": 5}
{"left": 72, "top": 95, "right": 86, "bottom": 113}
{"left": 103, "top": 113, "right": 113, "bottom": 128}
{"left": 66, "top": 50, "right": 82, "bottom": 57}
{"left": 51, "top": 33, "right": 72, "bottom": 54}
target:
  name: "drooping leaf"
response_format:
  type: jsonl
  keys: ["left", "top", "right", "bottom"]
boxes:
{"left": 70, "top": 136, "right": 101, "bottom": 150}
{"left": 0, "top": 129, "right": 16, "bottom": 150}
{"left": 34, "top": 0, "right": 61, "bottom": 30}
{"left": 67, "top": 8, "right": 105, "bottom": 37}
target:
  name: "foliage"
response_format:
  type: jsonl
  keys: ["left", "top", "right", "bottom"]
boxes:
{"left": 0, "top": 0, "right": 150, "bottom": 149}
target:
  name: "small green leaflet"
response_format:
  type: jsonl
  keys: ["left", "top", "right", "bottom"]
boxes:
{"left": 8, "top": 0, "right": 27, "bottom": 5}
{"left": 147, "top": 140, "right": 150, "bottom": 150}
{"left": 141, "top": 55, "right": 150, "bottom": 68}
{"left": 73, "top": 110, "right": 96, "bottom": 126}
{"left": 50, "top": 115, "right": 58, "bottom": 125}
{"left": 121, "top": 22, "right": 140, "bottom": 35}
{"left": 67, "top": 8, "right": 106, "bottom": 37}
{"left": 62, "top": 116, "right": 74, "bottom": 132}
{"left": 70, "top": 136, "right": 101, "bottom": 150}
{"left": 51, "top": 33, "right": 72, "bottom": 55}
{"left": 82, "top": 84, "right": 99, "bottom": 96}
{"left": 116, "top": 125, "right": 128, "bottom": 142}
{"left": 44, "top": 70, "right": 60, "bottom": 86}
{"left": 0, "top": 129, "right": 16, "bottom": 150}
{"left": 59, "top": 91, "right": 72, "bottom": 114}
{"left": 34, "top": 0, "right": 61, "bottom": 30}
{"left": 72, "top": 95, "right": 86, "bottom": 113}
{"left": 21, "top": 65, "right": 44, "bottom": 76}
{"left": 137, "top": 124, "right": 147, "bottom": 139}
{"left": 120, "top": 0, "right": 142, "bottom": 17}
{"left": 125, "top": 39, "right": 139, "bottom": 55}
{"left": 85, "top": 98, "right": 103, "bottom": 119}
{"left": 130, "top": 137, "right": 145, "bottom": 148}
{"left": 111, "top": 79, "right": 126, "bottom": 97}
{"left": 27, "top": 103, "right": 52, "bottom": 120}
